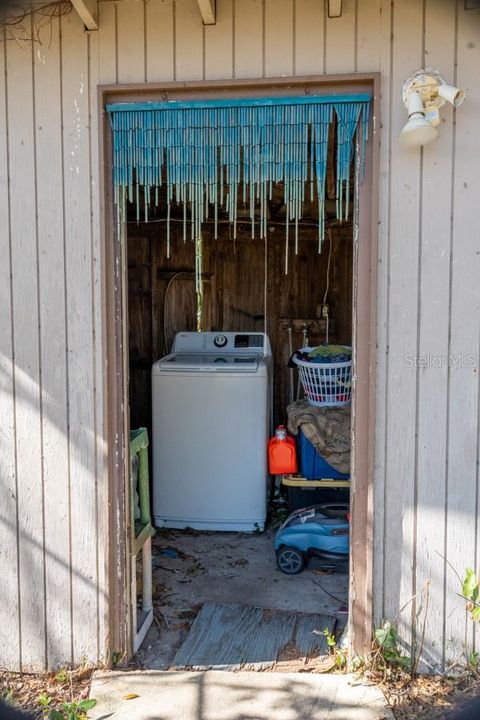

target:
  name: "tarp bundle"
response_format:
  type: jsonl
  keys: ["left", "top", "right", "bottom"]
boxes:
{"left": 106, "top": 95, "right": 370, "bottom": 264}
{"left": 287, "top": 399, "right": 351, "bottom": 474}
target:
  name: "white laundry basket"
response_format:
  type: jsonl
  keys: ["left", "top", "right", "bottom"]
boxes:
{"left": 293, "top": 346, "right": 352, "bottom": 407}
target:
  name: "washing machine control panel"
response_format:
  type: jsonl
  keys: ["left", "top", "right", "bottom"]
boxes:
{"left": 234, "top": 334, "right": 263, "bottom": 349}
{"left": 172, "top": 331, "right": 271, "bottom": 357}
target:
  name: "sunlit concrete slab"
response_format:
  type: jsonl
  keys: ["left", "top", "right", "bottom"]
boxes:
{"left": 90, "top": 670, "right": 393, "bottom": 720}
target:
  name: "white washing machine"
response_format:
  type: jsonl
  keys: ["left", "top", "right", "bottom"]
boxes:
{"left": 152, "top": 331, "right": 272, "bottom": 532}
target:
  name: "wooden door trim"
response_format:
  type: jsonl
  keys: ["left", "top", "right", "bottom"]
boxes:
{"left": 98, "top": 73, "right": 380, "bottom": 662}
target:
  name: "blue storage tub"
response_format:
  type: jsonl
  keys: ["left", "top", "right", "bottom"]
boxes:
{"left": 298, "top": 429, "right": 350, "bottom": 480}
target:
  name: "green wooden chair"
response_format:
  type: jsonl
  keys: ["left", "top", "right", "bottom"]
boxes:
{"left": 130, "top": 427, "right": 155, "bottom": 653}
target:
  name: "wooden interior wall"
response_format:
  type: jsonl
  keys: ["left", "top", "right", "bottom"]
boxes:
{"left": 127, "top": 220, "right": 353, "bottom": 433}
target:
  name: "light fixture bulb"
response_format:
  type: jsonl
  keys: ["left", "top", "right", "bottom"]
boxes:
{"left": 438, "top": 83, "right": 465, "bottom": 107}
{"left": 400, "top": 115, "right": 439, "bottom": 147}
{"left": 405, "top": 91, "right": 425, "bottom": 116}
{"left": 400, "top": 91, "right": 439, "bottom": 147}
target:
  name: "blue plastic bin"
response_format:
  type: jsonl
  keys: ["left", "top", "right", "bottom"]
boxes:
{"left": 298, "top": 429, "right": 350, "bottom": 480}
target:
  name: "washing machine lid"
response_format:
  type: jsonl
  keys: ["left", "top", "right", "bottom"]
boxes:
{"left": 156, "top": 352, "right": 263, "bottom": 372}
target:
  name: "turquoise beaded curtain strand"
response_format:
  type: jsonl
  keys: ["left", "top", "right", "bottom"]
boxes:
{"left": 107, "top": 94, "right": 370, "bottom": 273}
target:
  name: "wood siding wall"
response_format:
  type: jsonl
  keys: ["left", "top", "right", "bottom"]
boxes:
{"left": 0, "top": 0, "right": 479, "bottom": 671}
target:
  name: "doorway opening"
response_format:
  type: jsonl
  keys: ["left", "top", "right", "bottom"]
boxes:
{"left": 128, "top": 196, "right": 352, "bottom": 668}
{"left": 101, "top": 77, "right": 378, "bottom": 668}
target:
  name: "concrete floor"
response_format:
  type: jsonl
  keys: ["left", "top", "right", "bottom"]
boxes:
{"left": 89, "top": 670, "right": 393, "bottom": 720}
{"left": 137, "top": 527, "right": 349, "bottom": 669}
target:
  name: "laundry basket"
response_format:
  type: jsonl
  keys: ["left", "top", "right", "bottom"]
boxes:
{"left": 293, "top": 346, "right": 352, "bottom": 407}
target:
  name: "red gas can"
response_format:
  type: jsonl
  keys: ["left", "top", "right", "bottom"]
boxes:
{"left": 268, "top": 426, "right": 298, "bottom": 475}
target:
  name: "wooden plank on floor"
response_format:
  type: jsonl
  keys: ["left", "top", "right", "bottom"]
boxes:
{"left": 172, "top": 602, "right": 335, "bottom": 669}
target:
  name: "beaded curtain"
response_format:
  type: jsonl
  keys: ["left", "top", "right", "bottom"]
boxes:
{"left": 107, "top": 95, "right": 370, "bottom": 273}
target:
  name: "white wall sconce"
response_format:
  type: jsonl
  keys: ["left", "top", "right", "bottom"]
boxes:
{"left": 400, "top": 69, "right": 465, "bottom": 147}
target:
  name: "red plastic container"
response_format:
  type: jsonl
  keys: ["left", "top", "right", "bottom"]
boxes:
{"left": 268, "top": 426, "right": 298, "bottom": 475}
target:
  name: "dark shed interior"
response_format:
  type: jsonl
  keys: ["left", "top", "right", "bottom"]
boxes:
{"left": 127, "top": 188, "right": 353, "bottom": 435}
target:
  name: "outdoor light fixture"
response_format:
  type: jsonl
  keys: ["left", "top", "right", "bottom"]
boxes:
{"left": 400, "top": 69, "right": 466, "bottom": 148}
{"left": 328, "top": 0, "right": 342, "bottom": 18}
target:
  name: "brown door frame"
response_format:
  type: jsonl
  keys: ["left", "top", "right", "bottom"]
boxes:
{"left": 98, "top": 73, "right": 380, "bottom": 663}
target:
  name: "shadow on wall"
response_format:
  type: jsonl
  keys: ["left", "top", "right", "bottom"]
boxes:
{"left": 374, "top": 504, "right": 474, "bottom": 674}
{"left": 0, "top": 350, "right": 105, "bottom": 671}
{"left": 0, "top": 510, "right": 107, "bottom": 670}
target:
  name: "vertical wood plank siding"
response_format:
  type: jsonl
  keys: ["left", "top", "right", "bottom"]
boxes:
{"left": 0, "top": 0, "right": 478, "bottom": 671}
{"left": 446, "top": 4, "right": 480, "bottom": 661}
{"left": 382, "top": 0, "right": 423, "bottom": 649}
{"left": 6, "top": 23, "right": 45, "bottom": 671}
{"left": 34, "top": 19, "right": 71, "bottom": 669}
{"left": 0, "top": 24, "right": 20, "bottom": 670}
{"left": 416, "top": 0, "right": 455, "bottom": 669}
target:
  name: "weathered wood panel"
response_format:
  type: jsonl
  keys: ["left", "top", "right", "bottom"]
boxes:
{"left": 172, "top": 602, "right": 334, "bottom": 669}
{"left": 382, "top": 0, "right": 423, "bottom": 652}
{"left": 88, "top": 25, "right": 107, "bottom": 659}
{"left": 175, "top": 0, "right": 204, "bottom": 81}
{"left": 204, "top": 0, "right": 233, "bottom": 80}
{"left": 371, "top": 0, "right": 391, "bottom": 628}
{"left": 264, "top": 0, "right": 294, "bottom": 78}
{"left": 324, "top": 0, "right": 355, "bottom": 74}
{"left": 0, "top": 24, "right": 20, "bottom": 671}
{"left": 414, "top": 0, "right": 455, "bottom": 671}
{"left": 294, "top": 0, "right": 324, "bottom": 76}
{"left": 34, "top": 17, "right": 72, "bottom": 668}
{"left": 356, "top": 0, "right": 381, "bottom": 73}
{"left": 233, "top": 0, "right": 263, "bottom": 79}
{"left": 6, "top": 29, "right": 45, "bottom": 671}
{"left": 145, "top": 0, "right": 175, "bottom": 82}
{"left": 220, "top": 236, "right": 266, "bottom": 332}
{"left": 128, "top": 232, "right": 153, "bottom": 431}
{"left": 98, "top": 0, "right": 117, "bottom": 84}
{"left": 117, "top": 0, "right": 146, "bottom": 83}
{"left": 61, "top": 12, "right": 100, "bottom": 664}
{"left": 445, "top": 2, "right": 480, "bottom": 662}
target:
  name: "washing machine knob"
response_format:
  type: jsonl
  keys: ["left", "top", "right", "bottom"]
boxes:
{"left": 214, "top": 334, "right": 228, "bottom": 348}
